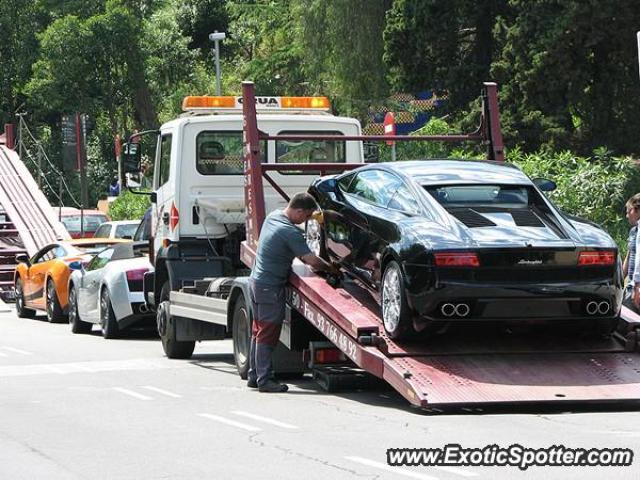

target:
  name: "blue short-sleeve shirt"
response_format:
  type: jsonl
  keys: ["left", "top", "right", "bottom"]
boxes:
{"left": 250, "top": 210, "right": 311, "bottom": 286}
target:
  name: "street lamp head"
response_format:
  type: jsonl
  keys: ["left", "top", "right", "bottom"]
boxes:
{"left": 209, "top": 32, "right": 226, "bottom": 42}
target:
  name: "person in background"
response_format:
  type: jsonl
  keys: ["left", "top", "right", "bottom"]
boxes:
{"left": 623, "top": 193, "right": 640, "bottom": 312}
{"left": 108, "top": 177, "right": 120, "bottom": 197}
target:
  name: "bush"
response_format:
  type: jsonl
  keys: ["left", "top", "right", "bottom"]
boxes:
{"left": 108, "top": 190, "right": 151, "bottom": 221}
{"left": 508, "top": 148, "right": 640, "bottom": 252}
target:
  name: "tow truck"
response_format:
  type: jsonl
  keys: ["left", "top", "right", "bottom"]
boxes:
{"left": 133, "top": 82, "right": 640, "bottom": 408}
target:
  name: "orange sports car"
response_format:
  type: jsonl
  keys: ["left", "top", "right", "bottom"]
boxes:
{"left": 14, "top": 238, "right": 130, "bottom": 322}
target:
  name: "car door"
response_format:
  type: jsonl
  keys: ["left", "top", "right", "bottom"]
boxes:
{"left": 25, "top": 246, "right": 56, "bottom": 310}
{"left": 331, "top": 169, "right": 403, "bottom": 286}
{"left": 78, "top": 248, "right": 114, "bottom": 322}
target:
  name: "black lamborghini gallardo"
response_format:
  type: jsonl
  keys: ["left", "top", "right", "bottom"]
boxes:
{"left": 306, "top": 160, "right": 623, "bottom": 339}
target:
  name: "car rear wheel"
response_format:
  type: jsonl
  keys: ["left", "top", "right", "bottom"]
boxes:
{"left": 46, "top": 280, "right": 65, "bottom": 323}
{"left": 15, "top": 278, "right": 35, "bottom": 318}
{"left": 157, "top": 281, "right": 195, "bottom": 359}
{"left": 100, "top": 289, "right": 120, "bottom": 339}
{"left": 232, "top": 294, "right": 251, "bottom": 379}
{"left": 381, "top": 260, "right": 415, "bottom": 340}
{"left": 68, "top": 286, "right": 91, "bottom": 334}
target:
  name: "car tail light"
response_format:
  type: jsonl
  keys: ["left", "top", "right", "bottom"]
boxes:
{"left": 126, "top": 268, "right": 148, "bottom": 282}
{"left": 578, "top": 250, "right": 615, "bottom": 266}
{"left": 169, "top": 202, "right": 179, "bottom": 231}
{"left": 434, "top": 252, "right": 480, "bottom": 267}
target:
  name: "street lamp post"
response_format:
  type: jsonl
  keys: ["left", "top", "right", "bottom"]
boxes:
{"left": 209, "top": 31, "right": 226, "bottom": 95}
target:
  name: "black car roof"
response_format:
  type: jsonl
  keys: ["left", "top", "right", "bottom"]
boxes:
{"left": 361, "top": 160, "right": 531, "bottom": 186}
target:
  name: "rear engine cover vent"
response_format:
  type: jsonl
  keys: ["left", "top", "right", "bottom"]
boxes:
{"left": 448, "top": 208, "right": 496, "bottom": 228}
{"left": 511, "top": 210, "right": 545, "bottom": 227}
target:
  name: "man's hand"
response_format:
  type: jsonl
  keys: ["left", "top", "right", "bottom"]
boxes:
{"left": 300, "top": 253, "right": 338, "bottom": 275}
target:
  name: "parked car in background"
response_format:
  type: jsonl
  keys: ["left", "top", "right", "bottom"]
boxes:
{"left": 14, "top": 238, "right": 130, "bottom": 322}
{"left": 307, "top": 160, "right": 623, "bottom": 340}
{"left": 68, "top": 242, "right": 154, "bottom": 338}
{"left": 59, "top": 207, "right": 109, "bottom": 239}
{"left": 93, "top": 220, "right": 140, "bottom": 240}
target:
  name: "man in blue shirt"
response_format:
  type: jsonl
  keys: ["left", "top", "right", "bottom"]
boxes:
{"left": 624, "top": 194, "right": 640, "bottom": 312}
{"left": 248, "top": 192, "right": 338, "bottom": 392}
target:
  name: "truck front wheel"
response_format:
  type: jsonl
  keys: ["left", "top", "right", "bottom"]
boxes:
{"left": 157, "top": 281, "right": 195, "bottom": 359}
{"left": 232, "top": 294, "right": 251, "bottom": 379}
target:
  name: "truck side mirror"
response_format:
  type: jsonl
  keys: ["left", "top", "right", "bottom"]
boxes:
{"left": 123, "top": 142, "right": 141, "bottom": 174}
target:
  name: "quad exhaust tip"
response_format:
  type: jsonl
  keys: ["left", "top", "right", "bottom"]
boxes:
{"left": 585, "top": 300, "right": 610, "bottom": 316}
{"left": 441, "top": 303, "right": 471, "bottom": 318}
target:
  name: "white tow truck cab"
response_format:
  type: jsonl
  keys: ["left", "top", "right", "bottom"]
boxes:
{"left": 140, "top": 95, "right": 365, "bottom": 341}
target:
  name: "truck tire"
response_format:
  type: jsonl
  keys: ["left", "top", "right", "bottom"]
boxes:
{"left": 157, "top": 281, "right": 195, "bottom": 359}
{"left": 232, "top": 295, "right": 251, "bottom": 379}
{"left": 15, "top": 278, "right": 35, "bottom": 318}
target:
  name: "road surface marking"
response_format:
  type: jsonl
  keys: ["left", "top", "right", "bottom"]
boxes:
{"left": 231, "top": 410, "right": 299, "bottom": 429}
{"left": 198, "top": 413, "right": 262, "bottom": 432}
{"left": 345, "top": 456, "right": 440, "bottom": 480}
{"left": 434, "top": 466, "right": 477, "bottom": 477}
{"left": 141, "top": 386, "right": 182, "bottom": 398}
{"left": 0, "top": 358, "right": 179, "bottom": 377}
{"left": 112, "top": 387, "right": 153, "bottom": 401}
{"left": 1, "top": 347, "right": 33, "bottom": 355}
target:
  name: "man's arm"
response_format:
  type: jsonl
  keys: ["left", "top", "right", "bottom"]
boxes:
{"left": 299, "top": 253, "right": 339, "bottom": 274}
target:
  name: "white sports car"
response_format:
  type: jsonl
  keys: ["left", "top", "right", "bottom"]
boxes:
{"left": 67, "top": 242, "right": 153, "bottom": 338}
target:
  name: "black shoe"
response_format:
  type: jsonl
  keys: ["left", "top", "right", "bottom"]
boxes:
{"left": 258, "top": 380, "right": 289, "bottom": 393}
{"left": 247, "top": 377, "right": 258, "bottom": 389}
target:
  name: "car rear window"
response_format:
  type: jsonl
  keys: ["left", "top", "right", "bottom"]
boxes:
{"left": 115, "top": 223, "right": 139, "bottom": 238}
{"left": 62, "top": 214, "right": 108, "bottom": 233}
{"left": 425, "top": 184, "right": 530, "bottom": 208}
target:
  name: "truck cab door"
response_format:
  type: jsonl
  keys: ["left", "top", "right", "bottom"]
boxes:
{"left": 153, "top": 133, "right": 175, "bottom": 254}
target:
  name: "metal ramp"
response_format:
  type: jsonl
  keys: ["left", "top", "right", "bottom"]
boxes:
{"left": 0, "top": 144, "right": 69, "bottom": 300}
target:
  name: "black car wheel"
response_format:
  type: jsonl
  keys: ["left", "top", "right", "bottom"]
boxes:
{"left": 15, "top": 278, "right": 35, "bottom": 318}
{"left": 46, "top": 280, "right": 65, "bottom": 323}
{"left": 100, "top": 288, "right": 120, "bottom": 339}
{"left": 381, "top": 260, "right": 415, "bottom": 340}
{"left": 305, "top": 218, "right": 328, "bottom": 260}
{"left": 68, "top": 286, "right": 92, "bottom": 334}
{"left": 232, "top": 294, "right": 251, "bottom": 380}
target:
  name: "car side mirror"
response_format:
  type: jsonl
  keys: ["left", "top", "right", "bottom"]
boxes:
{"left": 533, "top": 177, "right": 557, "bottom": 192}
{"left": 16, "top": 254, "right": 30, "bottom": 266}
{"left": 68, "top": 260, "right": 83, "bottom": 271}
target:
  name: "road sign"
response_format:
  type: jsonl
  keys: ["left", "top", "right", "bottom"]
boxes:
{"left": 383, "top": 112, "right": 396, "bottom": 146}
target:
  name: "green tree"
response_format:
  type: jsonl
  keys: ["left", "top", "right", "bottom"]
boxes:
{"left": 492, "top": 0, "right": 640, "bottom": 155}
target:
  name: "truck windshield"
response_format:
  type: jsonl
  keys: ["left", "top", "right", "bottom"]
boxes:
{"left": 196, "top": 131, "right": 266, "bottom": 175}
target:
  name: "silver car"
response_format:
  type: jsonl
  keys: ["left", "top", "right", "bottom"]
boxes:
{"left": 68, "top": 242, "right": 153, "bottom": 338}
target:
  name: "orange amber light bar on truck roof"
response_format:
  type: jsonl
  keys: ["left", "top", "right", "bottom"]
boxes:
{"left": 182, "top": 96, "right": 236, "bottom": 110}
{"left": 182, "top": 95, "right": 331, "bottom": 111}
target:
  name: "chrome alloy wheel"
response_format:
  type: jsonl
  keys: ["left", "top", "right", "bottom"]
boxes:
{"left": 382, "top": 264, "right": 402, "bottom": 333}
{"left": 305, "top": 218, "right": 322, "bottom": 256}
{"left": 68, "top": 288, "right": 77, "bottom": 327}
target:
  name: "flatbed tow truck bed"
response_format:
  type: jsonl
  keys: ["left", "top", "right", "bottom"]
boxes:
{"left": 231, "top": 80, "right": 640, "bottom": 409}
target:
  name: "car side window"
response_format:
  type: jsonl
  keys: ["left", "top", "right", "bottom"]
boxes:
{"left": 86, "top": 248, "right": 114, "bottom": 271}
{"left": 347, "top": 170, "right": 402, "bottom": 207}
{"left": 53, "top": 246, "right": 67, "bottom": 258}
{"left": 94, "top": 224, "right": 111, "bottom": 238}
{"left": 337, "top": 173, "right": 355, "bottom": 192}
{"left": 32, "top": 246, "right": 54, "bottom": 264}
{"left": 388, "top": 183, "right": 422, "bottom": 215}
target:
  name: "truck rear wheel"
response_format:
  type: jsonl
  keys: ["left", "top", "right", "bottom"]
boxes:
{"left": 157, "top": 281, "right": 195, "bottom": 359}
{"left": 232, "top": 295, "right": 251, "bottom": 380}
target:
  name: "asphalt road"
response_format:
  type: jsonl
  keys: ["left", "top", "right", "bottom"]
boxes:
{"left": 1, "top": 304, "right": 639, "bottom": 480}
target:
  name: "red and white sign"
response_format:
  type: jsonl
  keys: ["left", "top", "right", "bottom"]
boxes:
{"left": 383, "top": 112, "right": 396, "bottom": 146}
